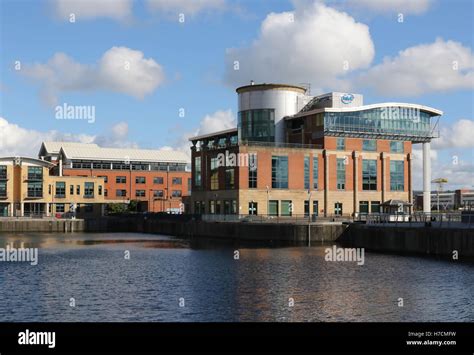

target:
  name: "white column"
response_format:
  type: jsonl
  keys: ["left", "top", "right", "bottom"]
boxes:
{"left": 59, "top": 159, "right": 63, "bottom": 177}
{"left": 422, "top": 142, "right": 431, "bottom": 214}
{"left": 20, "top": 202, "right": 24, "bottom": 217}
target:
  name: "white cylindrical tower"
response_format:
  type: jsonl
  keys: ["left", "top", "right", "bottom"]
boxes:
{"left": 236, "top": 83, "right": 309, "bottom": 143}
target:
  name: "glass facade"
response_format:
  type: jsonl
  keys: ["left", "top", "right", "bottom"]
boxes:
{"left": 390, "top": 160, "right": 405, "bottom": 191}
{"left": 304, "top": 156, "right": 310, "bottom": 190}
{"left": 238, "top": 109, "right": 275, "bottom": 142}
{"left": 272, "top": 156, "right": 288, "bottom": 189}
{"left": 336, "top": 158, "right": 346, "bottom": 190}
{"left": 194, "top": 156, "right": 201, "bottom": 187}
{"left": 325, "top": 108, "right": 432, "bottom": 141}
{"left": 362, "top": 159, "right": 377, "bottom": 190}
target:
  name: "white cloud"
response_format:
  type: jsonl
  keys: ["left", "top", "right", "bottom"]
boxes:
{"left": 146, "top": 0, "right": 226, "bottom": 16}
{"left": 0, "top": 117, "right": 137, "bottom": 157}
{"left": 21, "top": 47, "right": 165, "bottom": 106}
{"left": 53, "top": 0, "right": 133, "bottom": 20}
{"left": 224, "top": 2, "right": 374, "bottom": 89}
{"left": 433, "top": 119, "right": 474, "bottom": 149}
{"left": 345, "top": 0, "right": 432, "bottom": 14}
{"left": 357, "top": 38, "right": 474, "bottom": 96}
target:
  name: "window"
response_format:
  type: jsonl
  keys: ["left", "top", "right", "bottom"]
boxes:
{"left": 135, "top": 176, "right": 146, "bottom": 184}
{"left": 224, "top": 200, "right": 231, "bottom": 214}
{"left": 281, "top": 200, "right": 293, "bottom": 216}
{"left": 362, "top": 160, "right": 377, "bottom": 191}
{"left": 172, "top": 177, "right": 182, "bottom": 185}
{"left": 304, "top": 201, "right": 310, "bottom": 217}
{"left": 172, "top": 190, "right": 182, "bottom": 197}
{"left": 84, "top": 182, "right": 94, "bottom": 197}
{"left": 70, "top": 185, "right": 74, "bottom": 195}
{"left": 104, "top": 189, "right": 108, "bottom": 197}
{"left": 55, "top": 182, "right": 66, "bottom": 197}
{"left": 362, "top": 139, "right": 377, "bottom": 151}
{"left": 27, "top": 182, "right": 42, "bottom": 197}
{"left": 304, "top": 156, "right": 310, "bottom": 190}
{"left": 268, "top": 200, "right": 279, "bottom": 216}
{"left": 336, "top": 138, "right": 345, "bottom": 150}
{"left": 336, "top": 158, "right": 346, "bottom": 190}
{"left": 334, "top": 202, "right": 343, "bottom": 216}
{"left": 27, "top": 166, "right": 43, "bottom": 180}
{"left": 371, "top": 201, "right": 381, "bottom": 213}
{"left": 248, "top": 202, "right": 258, "bottom": 215}
{"left": 76, "top": 185, "right": 80, "bottom": 195}
{"left": 0, "top": 166, "right": 6, "bottom": 179}
{"left": 116, "top": 176, "right": 126, "bottom": 184}
{"left": 313, "top": 156, "right": 318, "bottom": 189}
{"left": 93, "top": 162, "right": 110, "bottom": 170}
{"left": 55, "top": 204, "right": 65, "bottom": 213}
{"left": 272, "top": 156, "right": 288, "bottom": 188}
{"left": 98, "top": 185, "right": 102, "bottom": 196}
{"left": 249, "top": 153, "right": 257, "bottom": 188}
{"left": 390, "top": 160, "right": 404, "bottom": 191}
{"left": 215, "top": 200, "right": 221, "bottom": 214}
{"left": 225, "top": 168, "right": 235, "bottom": 189}
{"left": 359, "top": 201, "right": 369, "bottom": 213}
{"left": 98, "top": 175, "right": 108, "bottom": 183}
{"left": 313, "top": 201, "right": 319, "bottom": 216}
{"left": 238, "top": 109, "right": 275, "bottom": 142}
{"left": 0, "top": 182, "right": 7, "bottom": 197}
{"left": 135, "top": 190, "right": 146, "bottom": 197}
{"left": 153, "top": 177, "right": 164, "bottom": 184}
{"left": 188, "top": 178, "right": 192, "bottom": 193}
{"left": 390, "top": 141, "right": 404, "bottom": 153}
{"left": 116, "top": 189, "right": 127, "bottom": 197}
{"left": 210, "top": 157, "right": 219, "bottom": 190}
{"left": 154, "top": 190, "right": 164, "bottom": 198}
{"left": 194, "top": 156, "right": 202, "bottom": 187}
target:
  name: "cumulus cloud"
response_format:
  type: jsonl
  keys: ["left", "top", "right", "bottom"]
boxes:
{"left": 357, "top": 38, "right": 474, "bottom": 96}
{"left": 0, "top": 117, "right": 137, "bottom": 157}
{"left": 433, "top": 119, "right": 474, "bottom": 149}
{"left": 21, "top": 47, "right": 165, "bottom": 106}
{"left": 146, "top": 0, "right": 226, "bottom": 16}
{"left": 344, "top": 0, "right": 432, "bottom": 14}
{"left": 224, "top": 2, "right": 374, "bottom": 90}
{"left": 52, "top": 0, "right": 133, "bottom": 20}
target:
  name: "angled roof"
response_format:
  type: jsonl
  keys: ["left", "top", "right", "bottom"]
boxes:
{"left": 189, "top": 127, "right": 238, "bottom": 142}
{"left": 39, "top": 141, "right": 98, "bottom": 156}
{"left": 59, "top": 145, "right": 189, "bottom": 164}
{"left": 0, "top": 156, "right": 54, "bottom": 168}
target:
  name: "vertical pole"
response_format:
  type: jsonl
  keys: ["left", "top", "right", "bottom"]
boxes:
{"left": 422, "top": 142, "right": 431, "bottom": 215}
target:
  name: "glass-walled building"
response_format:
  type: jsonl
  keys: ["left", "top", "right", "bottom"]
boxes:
{"left": 189, "top": 84, "right": 442, "bottom": 217}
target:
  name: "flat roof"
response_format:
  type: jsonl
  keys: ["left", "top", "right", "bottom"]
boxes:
{"left": 189, "top": 127, "right": 238, "bottom": 142}
{"left": 236, "top": 83, "right": 307, "bottom": 94}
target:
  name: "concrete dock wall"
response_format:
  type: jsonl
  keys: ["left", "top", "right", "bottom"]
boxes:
{"left": 0, "top": 219, "right": 85, "bottom": 233}
{"left": 340, "top": 224, "right": 474, "bottom": 258}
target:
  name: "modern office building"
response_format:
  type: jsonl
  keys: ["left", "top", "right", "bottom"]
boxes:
{"left": 38, "top": 142, "right": 191, "bottom": 213}
{"left": 415, "top": 189, "right": 474, "bottom": 211}
{"left": 0, "top": 156, "right": 106, "bottom": 217}
{"left": 189, "top": 83, "right": 443, "bottom": 217}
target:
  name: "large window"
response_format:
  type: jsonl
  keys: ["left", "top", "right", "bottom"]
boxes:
{"left": 238, "top": 109, "right": 275, "bottom": 142}
{"left": 371, "top": 201, "right": 381, "bottom": 213}
{"left": 154, "top": 190, "right": 164, "bottom": 198}
{"left": 390, "top": 141, "right": 404, "bottom": 153}
{"left": 27, "top": 166, "right": 43, "bottom": 180}
{"left": 153, "top": 177, "right": 164, "bottom": 184}
{"left": 268, "top": 200, "right": 279, "bottom": 216}
{"left": 172, "top": 190, "right": 182, "bottom": 197}
{"left": 313, "top": 156, "right": 318, "bottom": 189}
{"left": 362, "top": 139, "right": 377, "bottom": 151}
{"left": 362, "top": 160, "right": 377, "bottom": 191}
{"left": 55, "top": 182, "right": 66, "bottom": 197}
{"left": 248, "top": 153, "right": 257, "bottom": 188}
{"left": 116, "top": 176, "right": 126, "bottom": 184}
{"left": 172, "top": 177, "right": 182, "bottom": 185}
{"left": 225, "top": 168, "right": 235, "bottom": 189}
{"left": 359, "top": 201, "right": 369, "bottom": 213}
{"left": 390, "top": 160, "right": 405, "bottom": 191}
{"left": 194, "top": 156, "right": 202, "bottom": 187}
{"left": 135, "top": 176, "right": 146, "bottom": 184}
{"left": 116, "top": 189, "right": 127, "bottom": 197}
{"left": 210, "top": 157, "right": 219, "bottom": 190}
{"left": 272, "top": 156, "right": 288, "bottom": 188}
{"left": 84, "top": 182, "right": 94, "bottom": 197}
{"left": 0, "top": 166, "right": 6, "bottom": 179}
{"left": 281, "top": 200, "right": 293, "bottom": 216}
{"left": 336, "top": 158, "right": 346, "bottom": 190}
{"left": 0, "top": 182, "right": 7, "bottom": 197}
{"left": 304, "top": 156, "right": 310, "bottom": 190}
{"left": 135, "top": 190, "right": 145, "bottom": 197}
{"left": 27, "top": 182, "right": 42, "bottom": 198}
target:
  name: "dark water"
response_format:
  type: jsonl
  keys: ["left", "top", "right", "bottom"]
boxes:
{"left": 0, "top": 233, "right": 472, "bottom": 322}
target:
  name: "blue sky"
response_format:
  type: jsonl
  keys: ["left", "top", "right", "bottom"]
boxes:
{"left": 0, "top": 0, "right": 473, "bottom": 189}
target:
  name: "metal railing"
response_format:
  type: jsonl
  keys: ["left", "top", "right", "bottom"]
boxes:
{"left": 356, "top": 212, "right": 474, "bottom": 228}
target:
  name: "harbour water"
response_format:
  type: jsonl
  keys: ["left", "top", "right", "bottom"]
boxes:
{"left": 0, "top": 233, "right": 472, "bottom": 322}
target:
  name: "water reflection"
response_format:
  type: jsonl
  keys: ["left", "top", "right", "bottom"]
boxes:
{"left": 0, "top": 233, "right": 472, "bottom": 322}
